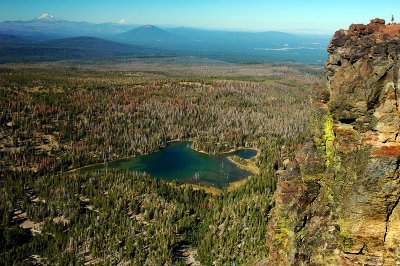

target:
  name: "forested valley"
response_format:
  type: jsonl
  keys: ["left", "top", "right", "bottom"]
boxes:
{"left": 0, "top": 63, "right": 323, "bottom": 265}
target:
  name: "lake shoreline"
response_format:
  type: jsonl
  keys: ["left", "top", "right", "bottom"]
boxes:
{"left": 65, "top": 139, "right": 258, "bottom": 173}
{"left": 64, "top": 139, "right": 259, "bottom": 194}
{"left": 180, "top": 183, "right": 222, "bottom": 196}
{"left": 190, "top": 143, "right": 260, "bottom": 157}
{"left": 64, "top": 139, "right": 187, "bottom": 174}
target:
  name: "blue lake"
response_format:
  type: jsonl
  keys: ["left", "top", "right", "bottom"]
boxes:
{"left": 84, "top": 141, "right": 257, "bottom": 188}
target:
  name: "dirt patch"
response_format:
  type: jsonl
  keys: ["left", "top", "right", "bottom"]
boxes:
{"left": 173, "top": 240, "right": 201, "bottom": 266}
{"left": 12, "top": 211, "right": 43, "bottom": 235}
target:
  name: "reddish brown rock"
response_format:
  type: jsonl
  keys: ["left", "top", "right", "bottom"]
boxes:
{"left": 371, "top": 18, "right": 386, "bottom": 25}
{"left": 371, "top": 144, "right": 400, "bottom": 158}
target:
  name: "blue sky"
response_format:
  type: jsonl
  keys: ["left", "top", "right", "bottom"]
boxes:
{"left": 1, "top": 0, "right": 398, "bottom": 34}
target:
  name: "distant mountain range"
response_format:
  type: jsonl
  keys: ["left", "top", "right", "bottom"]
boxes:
{"left": 0, "top": 34, "right": 160, "bottom": 63}
{"left": 0, "top": 33, "right": 34, "bottom": 44}
{"left": 0, "top": 14, "right": 135, "bottom": 39}
{"left": 0, "top": 14, "right": 331, "bottom": 64}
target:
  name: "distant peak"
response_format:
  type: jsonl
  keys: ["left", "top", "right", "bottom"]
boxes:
{"left": 142, "top": 24, "right": 156, "bottom": 28}
{"left": 37, "top": 13, "right": 58, "bottom": 21}
{"left": 119, "top": 19, "right": 129, "bottom": 24}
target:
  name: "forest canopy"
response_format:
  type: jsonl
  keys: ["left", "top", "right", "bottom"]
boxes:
{"left": 0, "top": 61, "right": 322, "bottom": 265}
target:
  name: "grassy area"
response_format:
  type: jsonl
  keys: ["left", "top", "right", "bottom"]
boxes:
{"left": 227, "top": 155, "right": 260, "bottom": 175}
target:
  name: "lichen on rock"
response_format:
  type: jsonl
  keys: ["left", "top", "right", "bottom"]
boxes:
{"left": 322, "top": 113, "right": 335, "bottom": 166}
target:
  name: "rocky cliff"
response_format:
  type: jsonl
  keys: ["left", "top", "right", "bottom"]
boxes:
{"left": 266, "top": 19, "right": 400, "bottom": 265}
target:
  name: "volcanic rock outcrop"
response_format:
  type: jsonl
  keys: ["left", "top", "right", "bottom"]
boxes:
{"left": 266, "top": 19, "right": 400, "bottom": 265}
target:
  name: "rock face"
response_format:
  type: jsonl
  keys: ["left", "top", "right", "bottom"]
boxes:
{"left": 266, "top": 19, "right": 400, "bottom": 265}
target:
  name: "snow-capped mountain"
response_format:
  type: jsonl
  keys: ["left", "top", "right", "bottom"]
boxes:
{"left": 36, "top": 13, "right": 58, "bottom": 21}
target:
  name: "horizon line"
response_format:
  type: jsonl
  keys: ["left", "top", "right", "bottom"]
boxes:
{"left": 0, "top": 13, "right": 335, "bottom": 35}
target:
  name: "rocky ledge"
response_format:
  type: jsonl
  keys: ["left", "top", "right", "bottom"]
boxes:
{"left": 266, "top": 19, "right": 400, "bottom": 265}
